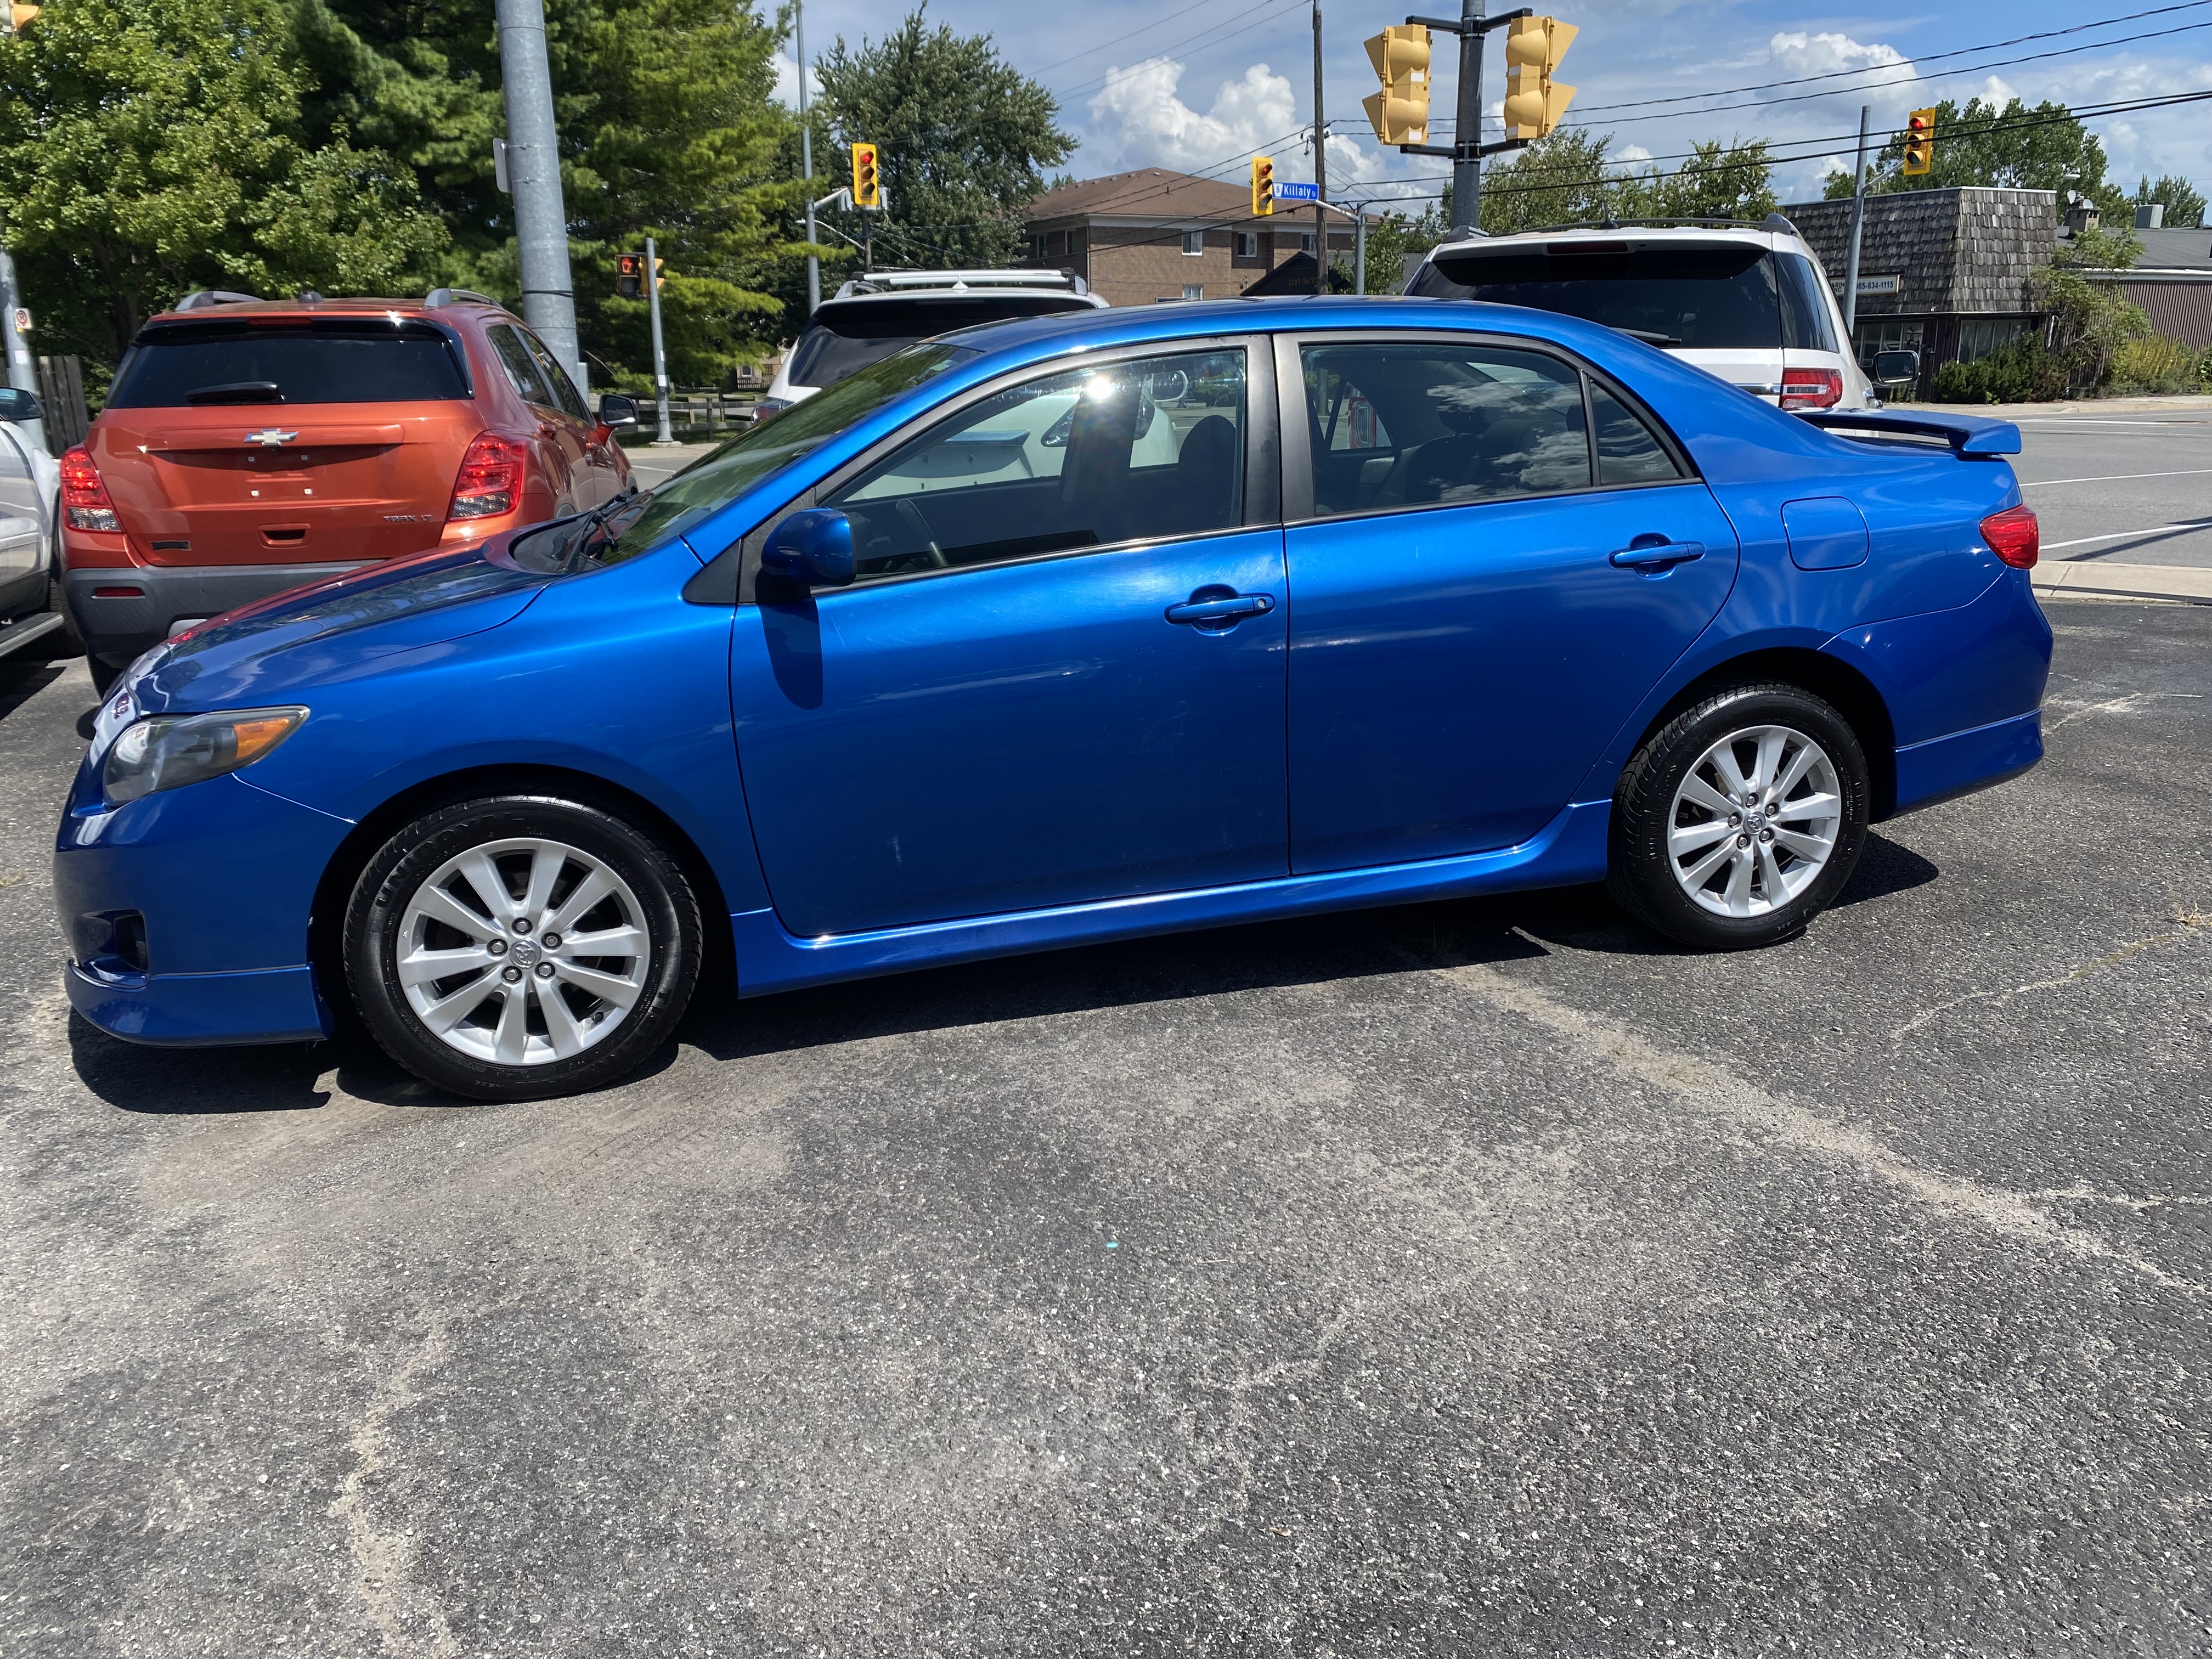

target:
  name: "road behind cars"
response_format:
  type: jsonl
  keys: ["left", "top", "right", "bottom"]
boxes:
{"left": 2007, "top": 403, "right": 2212, "bottom": 571}
{"left": 3, "top": 596, "right": 2208, "bottom": 1653}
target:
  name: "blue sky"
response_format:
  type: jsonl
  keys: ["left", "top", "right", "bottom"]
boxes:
{"left": 776, "top": 0, "right": 2212, "bottom": 210}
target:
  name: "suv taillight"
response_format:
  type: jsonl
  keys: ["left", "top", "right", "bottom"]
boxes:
{"left": 60, "top": 445, "right": 121, "bottom": 532}
{"left": 1979, "top": 504, "right": 2039, "bottom": 569}
{"left": 1779, "top": 368, "right": 1843, "bottom": 410}
{"left": 448, "top": 432, "right": 528, "bottom": 521}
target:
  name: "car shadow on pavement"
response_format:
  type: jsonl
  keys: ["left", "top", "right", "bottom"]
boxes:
{"left": 66, "top": 1012, "right": 459, "bottom": 1116}
{"left": 0, "top": 660, "right": 64, "bottom": 723}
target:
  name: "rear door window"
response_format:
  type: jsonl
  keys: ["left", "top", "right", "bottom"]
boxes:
{"left": 489, "top": 325, "right": 552, "bottom": 408}
{"left": 1590, "top": 384, "right": 1685, "bottom": 486}
{"left": 1777, "top": 252, "right": 1841, "bottom": 353}
{"left": 519, "top": 329, "right": 592, "bottom": 421}
{"left": 106, "top": 320, "right": 471, "bottom": 407}
{"left": 1411, "top": 244, "right": 1783, "bottom": 351}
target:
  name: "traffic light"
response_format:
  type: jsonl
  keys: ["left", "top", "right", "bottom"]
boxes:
{"left": 851, "top": 142, "right": 881, "bottom": 209}
{"left": 616, "top": 253, "right": 644, "bottom": 300}
{"left": 1251, "top": 155, "right": 1275, "bottom": 217}
{"left": 1901, "top": 108, "right": 1936, "bottom": 177}
{"left": 1502, "top": 15, "right": 1578, "bottom": 141}
{"left": 1361, "top": 26, "right": 1432, "bottom": 146}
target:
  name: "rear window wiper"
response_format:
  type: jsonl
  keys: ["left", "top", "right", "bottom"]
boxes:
{"left": 1612, "top": 328, "right": 1683, "bottom": 348}
{"left": 184, "top": 381, "right": 283, "bottom": 404}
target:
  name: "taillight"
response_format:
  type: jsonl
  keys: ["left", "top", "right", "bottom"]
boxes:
{"left": 1979, "top": 504, "right": 2039, "bottom": 569}
{"left": 447, "top": 432, "right": 528, "bottom": 521}
{"left": 60, "top": 445, "right": 121, "bottom": 532}
{"left": 1779, "top": 368, "right": 1843, "bottom": 410}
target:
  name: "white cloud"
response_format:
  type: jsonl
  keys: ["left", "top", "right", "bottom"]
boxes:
{"left": 1618, "top": 143, "right": 1652, "bottom": 163}
{"left": 771, "top": 53, "right": 819, "bottom": 110}
{"left": 1087, "top": 58, "right": 1300, "bottom": 175}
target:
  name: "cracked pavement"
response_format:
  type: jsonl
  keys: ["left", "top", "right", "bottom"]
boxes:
{"left": 2, "top": 597, "right": 2208, "bottom": 1657}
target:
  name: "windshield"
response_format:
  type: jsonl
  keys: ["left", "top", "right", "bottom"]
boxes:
{"left": 786, "top": 295, "right": 1093, "bottom": 390}
{"left": 109, "top": 319, "right": 471, "bottom": 406}
{"left": 1413, "top": 244, "right": 1783, "bottom": 351}
{"left": 511, "top": 342, "right": 973, "bottom": 572}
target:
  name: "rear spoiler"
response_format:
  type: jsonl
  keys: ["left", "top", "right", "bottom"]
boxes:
{"left": 1795, "top": 410, "right": 2021, "bottom": 456}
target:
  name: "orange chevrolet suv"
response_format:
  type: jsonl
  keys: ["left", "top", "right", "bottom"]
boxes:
{"left": 60, "top": 289, "right": 639, "bottom": 690}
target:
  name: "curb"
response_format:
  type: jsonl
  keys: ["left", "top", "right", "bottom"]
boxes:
{"left": 2033, "top": 560, "right": 2212, "bottom": 605}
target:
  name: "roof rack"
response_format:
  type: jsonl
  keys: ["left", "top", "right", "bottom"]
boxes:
{"left": 831, "top": 269, "right": 1090, "bottom": 300}
{"left": 1464, "top": 216, "right": 1799, "bottom": 238}
{"left": 425, "top": 287, "right": 505, "bottom": 308}
{"left": 172, "top": 290, "right": 261, "bottom": 312}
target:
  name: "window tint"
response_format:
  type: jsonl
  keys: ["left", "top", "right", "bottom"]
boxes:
{"left": 1412, "top": 244, "right": 1783, "bottom": 351}
{"left": 107, "top": 320, "right": 470, "bottom": 407}
{"left": 1299, "top": 342, "right": 1590, "bottom": 516}
{"left": 520, "top": 329, "right": 591, "bottom": 420}
{"left": 822, "top": 348, "right": 1246, "bottom": 580}
{"left": 1590, "top": 384, "right": 1683, "bottom": 486}
{"left": 1778, "top": 253, "right": 1840, "bottom": 354}
{"left": 489, "top": 325, "right": 551, "bottom": 407}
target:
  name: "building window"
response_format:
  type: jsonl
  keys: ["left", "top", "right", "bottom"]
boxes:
{"left": 1300, "top": 233, "right": 1316, "bottom": 255}
{"left": 1957, "top": 318, "right": 2027, "bottom": 364}
{"left": 1235, "top": 232, "right": 1259, "bottom": 258}
{"left": 1853, "top": 318, "right": 1925, "bottom": 373}
{"left": 1182, "top": 230, "right": 1205, "bottom": 256}
{"left": 1183, "top": 284, "right": 1204, "bottom": 301}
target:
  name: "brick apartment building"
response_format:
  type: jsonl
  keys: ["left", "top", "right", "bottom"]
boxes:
{"left": 1021, "top": 168, "right": 1363, "bottom": 307}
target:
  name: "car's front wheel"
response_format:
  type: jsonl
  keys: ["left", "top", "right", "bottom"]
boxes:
{"left": 346, "top": 795, "right": 702, "bottom": 1101}
{"left": 1607, "top": 682, "right": 1869, "bottom": 950}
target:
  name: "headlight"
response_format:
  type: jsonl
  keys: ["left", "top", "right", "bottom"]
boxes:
{"left": 101, "top": 707, "right": 309, "bottom": 807}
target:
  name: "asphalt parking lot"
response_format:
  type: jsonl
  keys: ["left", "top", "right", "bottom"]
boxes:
{"left": 2, "top": 593, "right": 2209, "bottom": 1657}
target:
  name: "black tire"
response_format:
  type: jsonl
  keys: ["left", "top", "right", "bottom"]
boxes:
{"left": 1607, "top": 682, "right": 1870, "bottom": 950}
{"left": 345, "top": 794, "right": 702, "bottom": 1101}
{"left": 46, "top": 578, "right": 86, "bottom": 657}
{"left": 86, "top": 653, "right": 131, "bottom": 696}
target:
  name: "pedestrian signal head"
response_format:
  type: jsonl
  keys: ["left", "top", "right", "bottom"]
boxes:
{"left": 1251, "top": 155, "right": 1275, "bottom": 217}
{"left": 1362, "top": 26, "right": 1431, "bottom": 147}
{"left": 1502, "top": 15, "right": 1577, "bottom": 140}
{"left": 616, "top": 253, "right": 644, "bottom": 300}
{"left": 1902, "top": 109, "right": 1936, "bottom": 177}
{"left": 851, "top": 143, "right": 881, "bottom": 209}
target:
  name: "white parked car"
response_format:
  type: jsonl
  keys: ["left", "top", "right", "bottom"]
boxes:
{"left": 1405, "top": 217, "right": 1877, "bottom": 411}
{"left": 758, "top": 270, "right": 1110, "bottom": 417}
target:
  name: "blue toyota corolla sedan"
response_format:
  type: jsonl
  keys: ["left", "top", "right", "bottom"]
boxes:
{"left": 56, "top": 297, "right": 2051, "bottom": 1100}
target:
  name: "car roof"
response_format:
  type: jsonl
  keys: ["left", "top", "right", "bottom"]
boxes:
{"left": 139, "top": 295, "right": 516, "bottom": 327}
{"left": 1424, "top": 222, "right": 1803, "bottom": 259}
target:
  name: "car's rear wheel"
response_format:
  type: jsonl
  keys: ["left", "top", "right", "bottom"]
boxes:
{"left": 346, "top": 795, "right": 701, "bottom": 1101}
{"left": 1607, "top": 682, "right": 1869, "bottom": 950}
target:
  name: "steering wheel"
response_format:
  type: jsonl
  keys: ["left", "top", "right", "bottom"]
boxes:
{"left": 895, "top": 498, "right": 949, "bottom": 568}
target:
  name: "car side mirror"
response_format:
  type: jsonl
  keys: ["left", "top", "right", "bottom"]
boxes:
{"left": 1872, "top": 349, "right": 1920, "bottom": 385}
{"left": 596, "top": 393, "right": 640, "bottom": 430}
{"left": 760, "top": 507, "right": 855, "bottom": 589}
{"left": 0, "top": 387, "right": 42, "bottom": 422}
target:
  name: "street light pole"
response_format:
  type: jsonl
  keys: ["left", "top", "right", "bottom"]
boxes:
{"left": 1842, "top": 104, "right": 1871, "bottom": 338}
{"left": 0, "top": 247, "right": 48, "bottom": 454}
{"left": 496, "top": 0, "right": 585, "bottom": 396}
{"left": 1313, "top": 0, "right": 1328, "bottom": 295}
{"left": 798, "top": 0, "right": 820, "bottom": 315}
{"left": 645, "top": 235, "right": 675, "bottom": 445}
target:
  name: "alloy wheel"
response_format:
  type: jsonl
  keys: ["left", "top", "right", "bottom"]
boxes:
{"left": 1666, "top": 724, "right": 1843, "bottom": 918}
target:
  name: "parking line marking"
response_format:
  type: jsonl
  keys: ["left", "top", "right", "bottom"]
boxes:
{"left": 2047, "top": 523, "right": 2212, "bottom": 552}
{"left": 2014, "top": 417, "right": 2212, "bottom": 427}
{"left": 2021, "top": 467, "right": 2212, "bottom": 487}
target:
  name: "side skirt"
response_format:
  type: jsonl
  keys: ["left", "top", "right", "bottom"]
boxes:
{"left": 730, "top": 799, "right": 1613, "bottom": 997}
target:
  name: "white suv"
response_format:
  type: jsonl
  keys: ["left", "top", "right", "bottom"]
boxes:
{"left": 1405, "top": 217, "right": 1876, "bottom": 411}
{"left": 759, "top": 270, "right": 1109, "bottom": 416}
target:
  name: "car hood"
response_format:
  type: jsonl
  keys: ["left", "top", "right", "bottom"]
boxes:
{"left": 122, "top": 541, "right": 548, "bottom": 716}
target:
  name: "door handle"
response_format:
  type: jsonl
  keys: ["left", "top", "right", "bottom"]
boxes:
{"left": 1610, "top": 538, "right": 1705, "bottom": 572}
{"left": 1166, "top": 591, "right": 1274, "bottom": 626}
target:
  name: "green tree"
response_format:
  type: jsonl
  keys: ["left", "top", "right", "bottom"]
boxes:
{"left": 812, "top": 7, "right": 1074, "bottom": 270}
{"left": 1361, "top": 202, "right": 1449, "bottom": 290}
{"left": 1824, "top": 97, "right": 2126, "bottom": 222}
{"left": 1476, "top": 128, "right": 1619, "bottom": 234}
{"left": 300, "top": 0, "right": 811, "bottom": 387}
{"left": 2131, "top": 173, "right": 2206, "bottom": 229}
{"left": 1628, "top": 138, "right": 1778, "bottom": 222}
{"left": 0, "top": 0, "right": 447, "bottom": 379}
{"left": 2041, "top": 225, "right": 2150, "bottom": 395}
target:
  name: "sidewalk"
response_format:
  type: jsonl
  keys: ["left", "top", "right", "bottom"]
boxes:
{"left": 2033, "top": 560, "right": 2212, "bottom": 605}
{"left": 1914, "top": 392, "right": 2212, "bottom": 419}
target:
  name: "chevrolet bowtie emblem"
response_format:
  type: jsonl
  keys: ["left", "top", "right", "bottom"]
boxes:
{"left": 246, "top": 428, "right": 298, "bottom": 447}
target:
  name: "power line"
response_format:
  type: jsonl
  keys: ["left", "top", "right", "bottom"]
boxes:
{"left": 1047, "top": 0, "right": 1307, "bottom": 104}
{"left": 1036, "top": 0, "right": 1289, "bottom": 78}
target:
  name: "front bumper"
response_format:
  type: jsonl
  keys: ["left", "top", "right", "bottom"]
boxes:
{"left": 64, "top": 561, "right": 368, "bottom": 662}
{"left": 55, "top": 764, "right": 353, "bottom": 1047}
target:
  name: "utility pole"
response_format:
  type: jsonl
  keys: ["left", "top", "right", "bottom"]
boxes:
{"left": 1451, "top": 0, "right": 1486, "bottom": 234}
{"left": 645, "top": 235, "right": 674, "bottom": 445}
{"left": 0, "top": 246, "right": 48, "bottom": 454}
{"left": 1842, "top": 104, "right": 1871, "bottom": 337}
{"left": 798, "top": 0, "right": 820, "bottom": 315}
{"left": 1313, "top": 0, "right": 1329, "bottom": 294}
{"left": 496, "top": 0, "right": 585, "bottom": 396}
{"left": 1354, "top": 206, "right": 1367, "bottom": 295}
